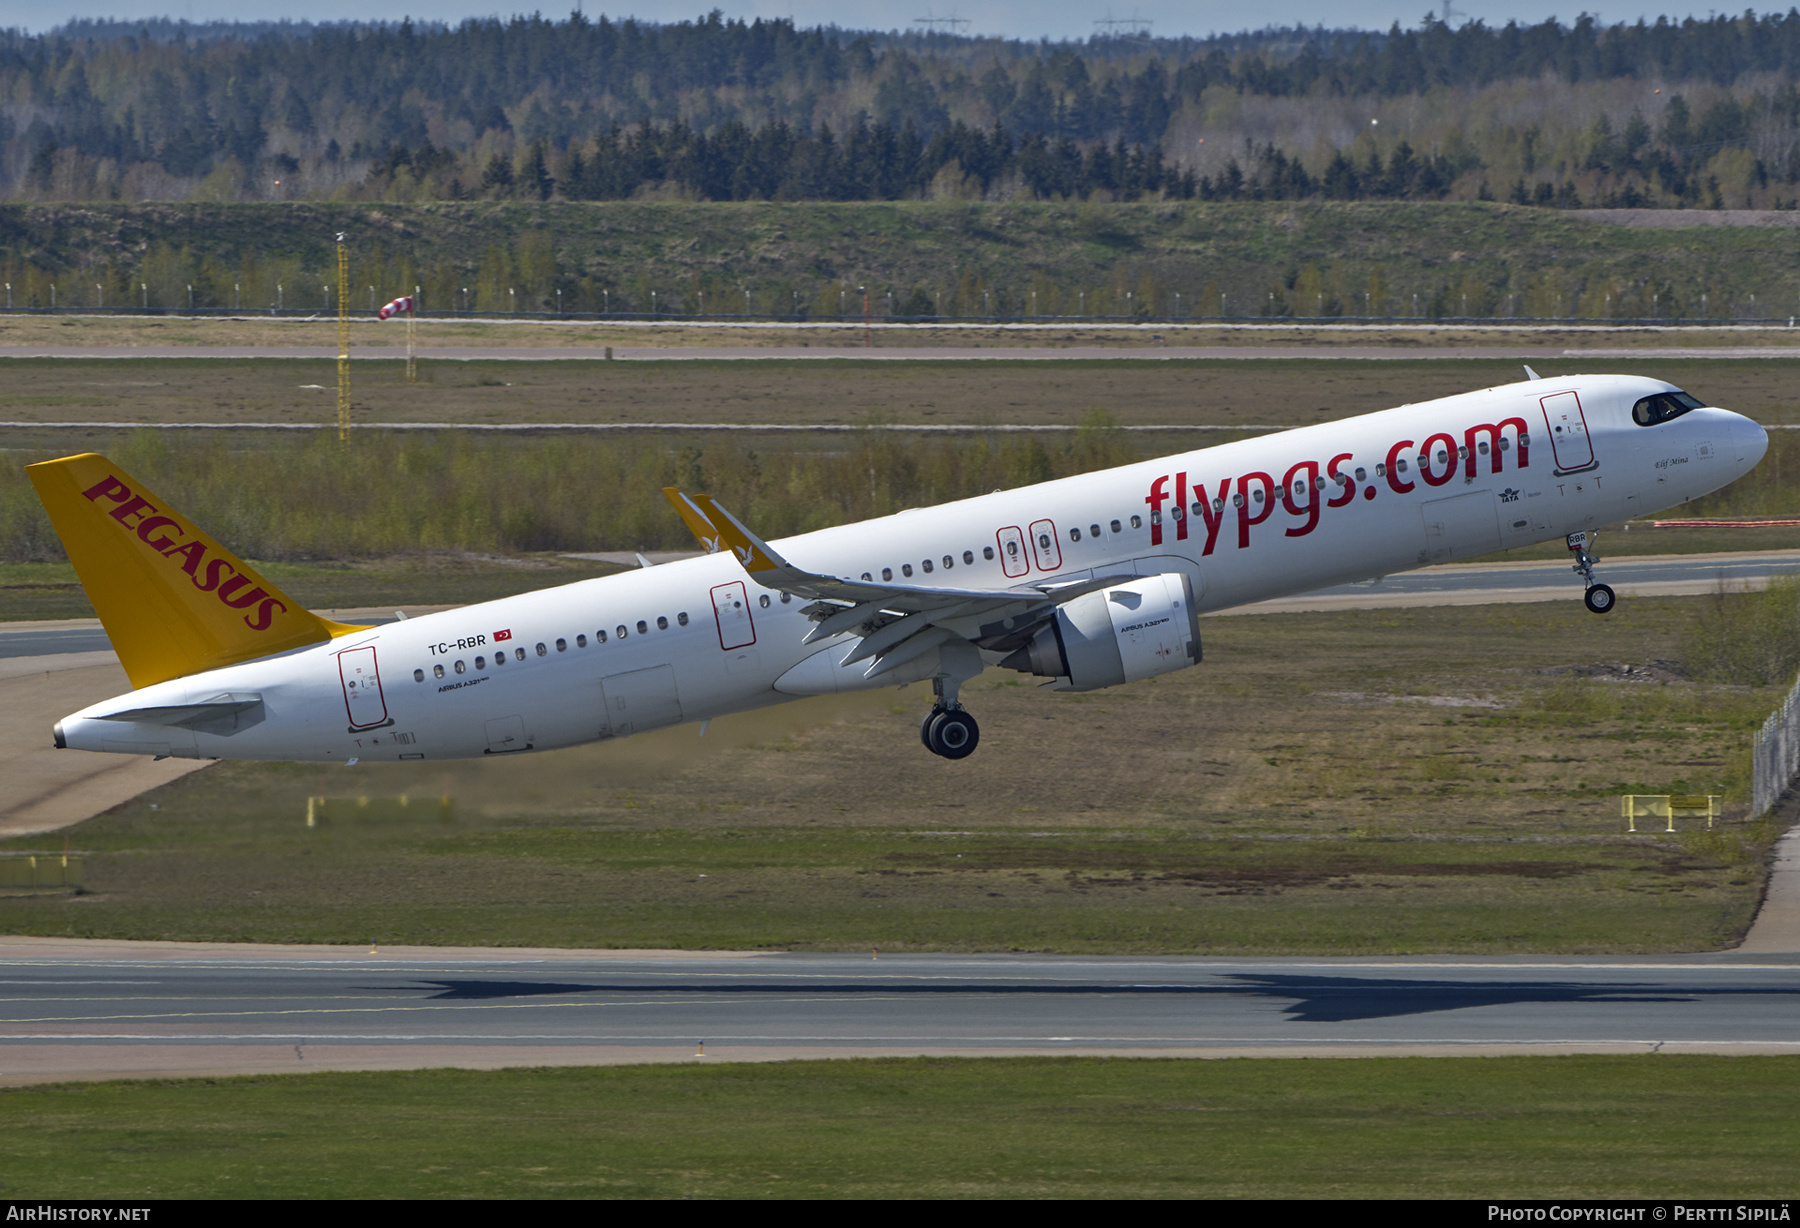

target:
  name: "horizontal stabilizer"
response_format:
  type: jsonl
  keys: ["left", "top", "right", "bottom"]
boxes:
{"left": 97, "top": 693, "right": 265, "bottom": 735}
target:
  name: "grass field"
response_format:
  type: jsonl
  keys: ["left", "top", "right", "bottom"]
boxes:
{"left": 0, "top": 597, "right": 1778, "bottom": 953}
{"left": 0, "top": 353, "right": 1797, "bottom": 430}
{"left": 4, "top": 1056, "right": 1797, "bottom": 1198}
{"left": 3, "top": 354, "right": 1800, "bottom": 587}
{"left": 9, "top": 198, "right": 1800, "bottom": 327}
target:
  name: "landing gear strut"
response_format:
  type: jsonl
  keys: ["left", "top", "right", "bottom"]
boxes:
{"left": 1568, "top": 532, "right": 1615, "bottom": 615}
{"left": 920, "top": 672, "right": 980, "bottom": 759}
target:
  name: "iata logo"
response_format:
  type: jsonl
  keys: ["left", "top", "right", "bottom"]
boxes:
{"left": 81, "top": 474, "right": 288, "bottom": 631}
{"left": 1500, "top": 487, "right": 1521, "bottom": 504}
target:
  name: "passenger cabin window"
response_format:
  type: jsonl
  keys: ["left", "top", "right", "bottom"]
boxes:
{"left": 596, "top": 630, "right": 607, "bottom": 643}
{"left": 455, "top": 660, "right": 466, "bottom": 674}
{"left": 556, "top": 638, "right": 567, "bottom": 652}
{"left": 515, "top": 648, "right": 525, "bottom": 661}
{"left": 577, "top": 634, "right": 587, "bottom": 648}
{"left": 656, "top": 616, "right": 669, "bottom": 630}
{"left": 882, "top": 568, "right": 893, "bottom": 581}
{"left": 1131, "top": 514, "right": 1143, "bottom": 527}
{"left": 1090, "top": 524, "right": 1101, "bottom": 538}
{"left": 414, "top": 669, "right": 425, "bottom": 682}
{"left": 943, "top": 555, "right": 954, "bottom": 569}
{"left": 637, "top": 620, "right": 648, "bottom": 635}
{"left": 780, "top": 594, "right": 791, "bottom": 604}
{"left": 617, "top": 625, "right": 628, "bottom": 639}
{"left": 536, "top": 643, "right": 547, "bottom": 656}
{"left": 679, "top": 612, "right": 691, "bottom": 624}
{"left": 1110, "top": 520, "right": 1122, "bottom": 533}
{"left": 902, "top": 564, "right": 914, "bottom": 577}
{"left": 982, "top": 547, "right": 995, "bottom": 560}
{"left": 493, "top": 652, "right": 505, "bottom": 666}
{"left": 1633, "top": 391, "right": 1705, "bottom": 426}
{"left": 433, "top": 664, "right": 445, "bottom": 679}
{"left": 759, "top": 594, "right": 770, "bottom": 607}
{"left": 1069, "top": 527, "right": 1081, "bottom": 542}
{"left": 476, "top": 656, "right": 486, "bottom": 669}
{"left": 963, "top": 551, "right": 975, "bottom": 565}
{"left": 921, "top": 559, "right": 933, "bottom": 573}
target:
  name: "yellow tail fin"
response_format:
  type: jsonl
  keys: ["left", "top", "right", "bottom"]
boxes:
{"left": 28, "top": 453, "right": 366, "bottom": 689}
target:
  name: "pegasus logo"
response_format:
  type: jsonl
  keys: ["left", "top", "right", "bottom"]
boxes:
{"left": 734, "top": 544, "right": 755, "bottom": 565}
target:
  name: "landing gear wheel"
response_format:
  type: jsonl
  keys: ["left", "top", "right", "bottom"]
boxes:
{"left": 921, "top": 710, "right": 942, "bottom": 749}
{"left": 1584, "top": 583, "right": 1616, "bottom": 615}
{"left": 925, "top": 709, "right": 980, "bottom": 759}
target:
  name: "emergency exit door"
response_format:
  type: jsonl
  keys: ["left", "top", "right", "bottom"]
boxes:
{"left": 1540, "top": 390, "right": 1596, "bottom": 472}
{"left": 337, "top": 646, "right": 389, "bottom": 730}
{"left": 710, "top": 581, "right": 756, "bottom": 650}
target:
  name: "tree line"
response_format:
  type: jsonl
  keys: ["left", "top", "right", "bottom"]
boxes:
{"left": 8, "top": 14, "right": 1800, "bottom": 209}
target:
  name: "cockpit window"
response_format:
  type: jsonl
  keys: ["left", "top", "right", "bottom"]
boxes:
{"left": 1632, "top": 390, "right": 1705, "bottom": 426}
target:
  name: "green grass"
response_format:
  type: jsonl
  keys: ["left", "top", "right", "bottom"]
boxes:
{"left": 5, "top": 1056, "right": 1798, "bottom": 1198}
{"left": 8, "top": 199, "right": 1800, "bottom": 323}
{"left": 0, "top": 816, "right": 1762, "bottom": 952}
{"left": 1, "top": 598, "right": 1782, "bottom": 953}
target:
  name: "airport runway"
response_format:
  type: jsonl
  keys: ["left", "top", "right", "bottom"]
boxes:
{"left": 2, "top": 942, "right": 1797, "bottom": 1083}
{"left": 1239, "top": 545, "right": 1800, "bottom": 613}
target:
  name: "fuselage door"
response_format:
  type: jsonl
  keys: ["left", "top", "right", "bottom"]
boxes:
{"left": 710, "top": 581, "right": 756, "bottom": 650}
{"left": 1028, "top": 519, "right": 1062, "bottom": 572}
{"left": 1540, "top": 391, "right": 1596, "bottom": 472}
{"left": 337, "top": 645, "right": 388, "bottom": 730}
{"left": 996, "top": 526, "right": 1029, "bottom": 578}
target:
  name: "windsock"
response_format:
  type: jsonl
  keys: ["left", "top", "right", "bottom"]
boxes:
{"left": 377, "top": 295, "right": 415, "bottom": 320}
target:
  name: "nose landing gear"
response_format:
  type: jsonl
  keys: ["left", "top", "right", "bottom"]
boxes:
{"left": 1568, "top": 532, "right": 1615, "bottom": 614}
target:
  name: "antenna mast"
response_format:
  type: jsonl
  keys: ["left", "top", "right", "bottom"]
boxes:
{"left": 336, "top": 233, "right": 351, "bottom": 444}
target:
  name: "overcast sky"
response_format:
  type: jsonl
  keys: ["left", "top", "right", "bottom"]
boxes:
{"left": 0, "top": 2, "right": 1749, "bottom": 40}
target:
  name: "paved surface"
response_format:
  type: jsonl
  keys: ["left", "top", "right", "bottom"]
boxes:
{"left": 0, "top": 609, "right": 431, "bottom": 838}
{"left": 0, "top": 655, "right": 210, "bottom": 837}
{"left": 1, "top": 344, "right": 1798, "bottom": 362}
{"left": 1238, "top": 547, "right": 1800, "bottom": 614}
{"left": 1, "top": 942, "right": 1797, "bottom": 1084}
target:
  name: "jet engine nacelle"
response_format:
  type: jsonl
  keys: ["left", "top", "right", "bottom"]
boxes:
{"left": 1001, "top": 572, "right": 1201, "bottom": 692}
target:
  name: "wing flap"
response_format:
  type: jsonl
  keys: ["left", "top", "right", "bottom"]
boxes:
{"left": 658, "top": 487, "right": 1140, "bottom": 675}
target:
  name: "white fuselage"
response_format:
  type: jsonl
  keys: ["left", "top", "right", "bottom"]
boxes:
{"left": 58, "top": 374, "right": 1769, "bottom": 763}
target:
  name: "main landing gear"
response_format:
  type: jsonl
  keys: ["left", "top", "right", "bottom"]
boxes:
{"left": 920, "top": 672, "right": 980, "bottom": 759}
{"left": 1568, "top": 532, "right": 1616, "bottom": 615}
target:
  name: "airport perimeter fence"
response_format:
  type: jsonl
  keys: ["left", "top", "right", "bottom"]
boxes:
{"left": 1753, "top": 671, "right": 1800, "bottom": 816}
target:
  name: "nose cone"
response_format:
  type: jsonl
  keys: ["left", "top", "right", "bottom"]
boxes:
{"left": 1735, "top": 414, "right": 1770, "bottom": 471}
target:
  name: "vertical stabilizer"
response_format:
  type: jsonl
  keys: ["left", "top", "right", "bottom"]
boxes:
{"left": 28, "top": 453, "right": 366, "bottom": 689}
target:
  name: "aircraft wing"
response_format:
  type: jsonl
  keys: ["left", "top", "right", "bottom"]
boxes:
{"left": 663, "top": 488, "right": 1130, "bottom": 678}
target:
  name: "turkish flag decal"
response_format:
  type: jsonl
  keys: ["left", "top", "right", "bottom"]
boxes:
{"left": 494, "top": 629, "right": 513, "bottom": 642}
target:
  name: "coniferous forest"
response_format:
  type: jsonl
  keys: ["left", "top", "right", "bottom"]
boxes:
{"left": 6, "top": 12, "right": 1800, "bottom": 211}
{"left": 0, "top": 14, "right": 1799, "bottom": 322}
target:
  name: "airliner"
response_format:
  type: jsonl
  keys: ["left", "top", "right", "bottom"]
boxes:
{"left": 30, "top": 371, "right": 1766, "bottom": 762}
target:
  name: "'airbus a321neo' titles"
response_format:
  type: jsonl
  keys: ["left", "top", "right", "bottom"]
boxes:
{"left": 30, "top": 371, "right": 1767, "bottom": 762}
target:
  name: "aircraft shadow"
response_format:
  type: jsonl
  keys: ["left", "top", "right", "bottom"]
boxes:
{"left": 372, "top": 974, "right": 1800, "bottom": 1024}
